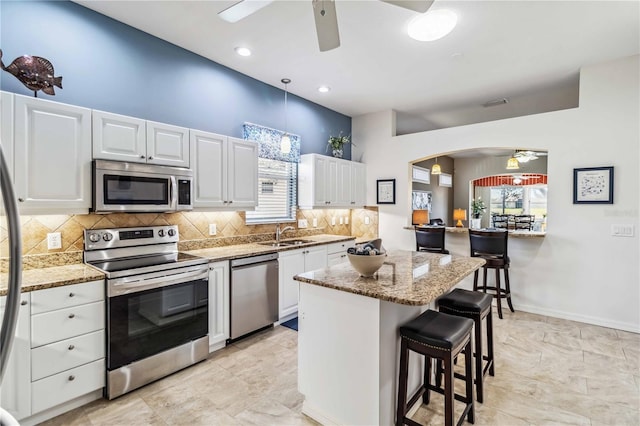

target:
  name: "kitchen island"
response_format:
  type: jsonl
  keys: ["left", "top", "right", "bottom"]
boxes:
{"left": 293, "top": 250, "right": 485, "bottom": 426}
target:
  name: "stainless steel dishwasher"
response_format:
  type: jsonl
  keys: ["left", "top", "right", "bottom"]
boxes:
{"left": 229, "top": 252, "right": 279, "bottom": 340}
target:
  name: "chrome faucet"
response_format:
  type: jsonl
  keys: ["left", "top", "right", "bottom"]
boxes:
{"left": 275, "top": 224, "right": 295, "bottom": 243}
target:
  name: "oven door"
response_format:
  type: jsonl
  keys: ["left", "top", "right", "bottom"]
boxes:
{"left": 94, "top": 167, "right": 175, "bottom": 213}
{"left": 107, "top": 269, "right": 208, "bottom": 371}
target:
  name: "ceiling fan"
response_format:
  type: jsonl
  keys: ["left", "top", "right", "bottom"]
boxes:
{"left": 218, "top": 0, "right": 434, "bottom": 52}
{"left": 513, "top": 150, "right": 548, "bottom": 163}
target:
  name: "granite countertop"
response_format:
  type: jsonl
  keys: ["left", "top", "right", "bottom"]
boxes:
{"left": 405, "top": 226, "right": 546, "bottom": 238}
{"left": 294, "top": 250, "right": 485, "bottom": 306}
{"left": 0, "top": 264, "right": 105, "bottom": 297}
{"left": 186, "top": 234, "right": 356, "bottom": 262}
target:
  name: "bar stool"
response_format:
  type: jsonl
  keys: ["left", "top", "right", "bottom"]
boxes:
{"left": 396, "top": 310, "right": 474, "bottom": 426}
{"left": 437, "top": 289, "right": 495, "bottom": 403}
{"left": 415, "top": 226, "right": 450, "bottom": 254}
{"left": 468, "top": 229, "right": 514, "bottom": 319}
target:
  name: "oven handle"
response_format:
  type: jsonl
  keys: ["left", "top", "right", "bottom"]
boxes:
{"left": 169, "top": 175, "right": 178, "bottom": 211}
{"left": 108, "top": 266, "right": 209, "bottom": 297}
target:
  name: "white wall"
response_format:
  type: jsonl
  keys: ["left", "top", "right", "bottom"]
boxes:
{"left": 353, "top": 55, "right": 639, "bottom": 332}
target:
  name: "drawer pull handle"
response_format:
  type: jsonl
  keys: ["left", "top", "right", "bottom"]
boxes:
{"left": 69, "top": 292, "right": 75, "bottom": 297}
{"left": 68, "top": 314, "right": 75, "bottom": 319}
{"left": 68, "top": 345, "right": 75, "bottom": 351}
{"left": 20, "top": 300, "right": 27, "bottom": 306}
{"left": 68, "top": 375, "right": 75, "bottom": 381}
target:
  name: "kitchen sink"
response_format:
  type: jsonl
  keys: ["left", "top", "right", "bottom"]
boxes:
{"left": 258, "top": 239, "right": 313, "bottom": 247}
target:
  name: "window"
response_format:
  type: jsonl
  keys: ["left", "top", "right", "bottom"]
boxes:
{"left": 489, "top": 185, "right": 547, "bottom": 218}
{"left": 245, "top": 158, "right": 297, "bottom": 224}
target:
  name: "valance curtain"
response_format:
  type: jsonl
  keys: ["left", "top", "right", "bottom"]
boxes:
{"left": 243, "top": 122, "right": 300, "bottom": 163}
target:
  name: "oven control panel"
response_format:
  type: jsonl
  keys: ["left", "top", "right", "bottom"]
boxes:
{"left": 84, "top": 225, "right": 179, "bottom": 250}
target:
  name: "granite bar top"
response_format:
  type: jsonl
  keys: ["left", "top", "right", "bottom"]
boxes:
{"left": 0, "top": 264, "right": 105, "bottom": 297}
{"left": 186, "top": 234, "right": 356, "bottom": 262}
{"left": 294, "top": 250, "right": 485, "bottom": 306}
{"left": 404, "top": 226, "right": 545, "bottom": 238}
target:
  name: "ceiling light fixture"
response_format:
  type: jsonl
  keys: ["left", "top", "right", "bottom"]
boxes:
{"left": 407, "top": 9, "right": 457, "bottom": 42}
{"left": 318, "top": 86, "right": 331, "bottom": 93}
{"left": 234, "top": 47, "right": 252, "bottom": 57}
{"left": 280, "top": 78, "right": 291, "bottom": 154}
{"left": 506, "top": 152, "right": 520, "bottom": 170}
{"left": 431, "top": 157, "right": 442, "bottom": 175}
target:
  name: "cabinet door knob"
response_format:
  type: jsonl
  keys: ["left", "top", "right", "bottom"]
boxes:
{"left": 68, "top": 375, "right": 75, "bottom": 381}
{"left": 228, "top": 201, "right": 232, "bottom": 204}
{"left": 148, "top": 156, "right": 153, "bottom": 160}
{"left": 69, "top": 292, "right": 75, "bottom": 297}
{"left": 68, "top": 313, "right": 75, "bottom": 319}
{"left": 18, "top": 198, "right": 24, "bottom": 202}
{"left": 140, "top": 155, "right": 145, "bottom": 159}
{"left": 68, "top": 345, "right": 75, "bottom": 351}
{"left": 20, "top": 300, "right": 27, "bottom": 306}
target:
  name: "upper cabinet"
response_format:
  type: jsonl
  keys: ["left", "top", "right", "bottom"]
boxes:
{"left": 93, "top": 111, "right": 189, "bottom": 168}
{"left": 299, "top": 154, "right": 366, "bottom": 209}
{"left": 13, "top": 95, "right": 92, "bottom": 214}
{"left": 190, "top": 130, "right": 258, "bottom": 209}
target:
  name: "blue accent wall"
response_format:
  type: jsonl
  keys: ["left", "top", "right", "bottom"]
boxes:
{"left": 0, "top": 1, "right": 352, "bottom": 159}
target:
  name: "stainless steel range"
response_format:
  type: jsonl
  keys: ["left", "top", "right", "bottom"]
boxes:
{"left": 84, "top": 225, "right": 209, "bottom": 399}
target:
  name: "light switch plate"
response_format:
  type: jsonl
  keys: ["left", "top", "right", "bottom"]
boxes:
{"left": 331, "top": 217, "right": 336, "bottom": 226}
{"left": 47, "top": 232, "right": 62, "bottom": 250}
{"left": 345, "top": 216, "right": 349, "bottom": 225}
{"left": 313, "top": 218, "right": 318, "bottom": 227}
{"left": 365, "top": 217, "right": 370, "bottom": 225}
{"left": 339, "top": 217, "right": 344, "bottom": 225}
{"left": 298, "top": 219, "right": 308, "bottom": 228}
{"left": 209, "top": 224, "right": 217, "bottom": 236}
{"left": 611, "top": 224, "right": 634, "bottom": 237}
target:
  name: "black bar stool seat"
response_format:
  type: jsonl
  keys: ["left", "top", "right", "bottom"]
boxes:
{"left": 437, "top": 289, "right": 495, "bottom": 403}
{"left": 396, "top": 310, "right": 475, "bottom": 426}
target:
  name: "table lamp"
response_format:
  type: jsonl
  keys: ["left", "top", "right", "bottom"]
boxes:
{"left": 453, "top": 208, "right": 467, "bottom": 227}
{"left": 412, "top": 209, "right": 429, "bottom": 226}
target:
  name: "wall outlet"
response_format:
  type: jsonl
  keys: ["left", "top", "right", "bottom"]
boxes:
{"left": 47, "top": 232, "right": 62, "bottom": 250}
{"left": 298, "top": 219, "right": 308, "bottom": 228}
{"left": 209, "top": 224, "right": 217, "bottom": 236}
{"left": 364, "top": 216, "right": 370, "bottom": 225}
{"left": 331, "top": 217, "right": 336, "bottom": 226}
{"left": 339, "top": 217, "right": 344, "bottom": 225}
{"left": 313, "top": 218, "right": 318, "bottom": 227}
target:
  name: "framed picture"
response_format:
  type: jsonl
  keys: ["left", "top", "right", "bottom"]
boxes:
{"left": 439, "top": 173, "right": 452, "bottom": 187}
{"left": 573, "top": 166, "right": 614, "bottom": 204}
{"left": 377, "top": 179, "right": 396, "bottom": 204}
{"left": 412, "top": 190, "right": 432, "bottom": 211}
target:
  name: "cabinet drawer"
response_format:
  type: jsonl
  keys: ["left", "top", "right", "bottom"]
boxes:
{"left": 31, "top": 358, "right": 105, "bottom": 414}
{"left": 328, "top": 252, "right": 348, "bottom": 265}
{"left": 31, "top": 280, "right": 104, "bottom": 315}
{"left": 31, "top": 302, "right": 104, "bottom": 348}
{"left": 327, "top": 240, "right": 355, "bottom": 255}
{"left": 31, "top": 330, "right": 105, "bottom": 381}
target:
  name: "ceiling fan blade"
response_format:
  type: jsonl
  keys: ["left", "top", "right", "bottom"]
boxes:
{"left": 218, "top": 0, "right": 273, "bottom": 23}
{"left": 380, "top": 0, "right": 434, "bottom": 13}
{"left": 312, "top": 0, "right": 340, "bottom": 52}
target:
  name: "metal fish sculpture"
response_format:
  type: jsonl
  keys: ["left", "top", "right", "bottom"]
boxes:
{"left": 0, "top": 49, "right": 63, "bottom": 97}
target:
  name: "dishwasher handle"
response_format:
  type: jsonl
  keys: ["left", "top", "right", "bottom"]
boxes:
{"left": 231, "top": 253, "right": 278, "bottom": 268}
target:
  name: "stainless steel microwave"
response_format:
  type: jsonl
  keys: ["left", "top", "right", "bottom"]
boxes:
{"left": 92, "top": 160, "right": 193, "bottom": 213}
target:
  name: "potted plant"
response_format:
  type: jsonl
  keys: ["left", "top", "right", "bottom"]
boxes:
{"left": 327, "top": 132, "right": 351, "bottom": 158}
{"left": 470, "top": 197, "right": 486, "bottom": 229}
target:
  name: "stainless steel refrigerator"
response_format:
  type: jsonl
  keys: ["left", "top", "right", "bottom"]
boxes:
{"left": 0, "top": 144, "right": 22, "bottom": 425}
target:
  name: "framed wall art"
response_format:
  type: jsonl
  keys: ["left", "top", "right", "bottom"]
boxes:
{"left": 573, "top": 166, "right": 614, "bottom": 204}
{"left": 411, "top": 190, "right": 432, "bottom": 211}
{"left": 377, "top": 179, "right": 396, "bottom": 204}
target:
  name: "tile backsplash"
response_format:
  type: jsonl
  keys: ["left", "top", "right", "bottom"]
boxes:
{"left": 0, "top": 207, "right": 379, "bottom": 262}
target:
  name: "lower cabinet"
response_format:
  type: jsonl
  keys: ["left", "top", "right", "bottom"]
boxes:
{"left": 0, "top": 280, "right": 105, "bottom": 423}
{"left": 278, "top": 245, "right": 328, "bottom": 320}
{"left": 208, "top": 261, "right": 230, "bottom": 352}
{"left": 327, "top": 240, "right": 356, "bottom": 266}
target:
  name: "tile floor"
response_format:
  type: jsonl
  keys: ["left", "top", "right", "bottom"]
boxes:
{"left": 42, "top": 309, "right": 639, "bottom": 425}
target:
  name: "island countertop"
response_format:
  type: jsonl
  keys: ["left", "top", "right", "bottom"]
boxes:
{"left": 294, "top": 250, "right": 485, "bottom": 306}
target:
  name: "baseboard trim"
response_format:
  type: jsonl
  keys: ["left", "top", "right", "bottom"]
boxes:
{"left": 301, "top": 400, "right": 341, "bottom": 426}
{"left": 517, "top": 304, "right": 640, "bottom": 334}
{"left": 19, "top": 390, "right": 103, "bottom": 426}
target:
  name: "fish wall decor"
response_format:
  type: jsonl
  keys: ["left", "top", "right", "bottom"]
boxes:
{"left": 0, "top": 49, "right": 63, "bottom": 97}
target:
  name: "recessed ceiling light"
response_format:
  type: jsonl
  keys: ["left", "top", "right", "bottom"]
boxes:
{"left": 318, "top": 86, "right": 331, "bottom": 93}
{"left": 234, "top": 47, "right": 252, "bottom": 57}
{"left": 408, "top": 9, "right": 457, "bottom": 42}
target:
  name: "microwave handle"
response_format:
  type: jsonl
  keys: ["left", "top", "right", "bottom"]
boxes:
{"left": 170, "top": 176, "right": 178, "bottom": 210}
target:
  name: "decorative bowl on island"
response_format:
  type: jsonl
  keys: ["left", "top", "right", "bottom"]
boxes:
{"left": 347, "top": 239, "right": 386, "bottom": 277}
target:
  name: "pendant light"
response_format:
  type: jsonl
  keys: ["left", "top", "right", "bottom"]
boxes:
{"left": 506, "top": 152, "right": 520, "bottom": 170}
{"left": 280, "top": 78, "right": 291, "bottom": 154}
{"left": 431, "top": 157, "right": 442, "bottom": 175}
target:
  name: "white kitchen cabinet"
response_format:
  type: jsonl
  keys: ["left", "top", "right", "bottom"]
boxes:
{"left": 326, "top": 240, "right": 356, "bottom": 266}
{"left": 93, "top": 111, "right": 189, "bottom": 167}
{"left": 278, "top": 245, "right": 328, "bottom": 320}
{"left": 13, "top": 95, "right": 92, "bottom": 214}
{"left": 92, "top": 110, "right": 146, "bottom": 163}
{"left": 299, "top": 154, "right": 366, "bottom": 208}
{"left": 146, "top": 120, "right": 190, "bottom": 167}
{"left": 208, "top": 260, "right": 229, "bottom": 352}
{"left": 0, "top": 293, "right": 32, "bottom": 421}
{"left": 190, "top": 130, "right": 258, "bottom": 209}
{"left": 0, "top": 91, "right": 14, "bottom": 178}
